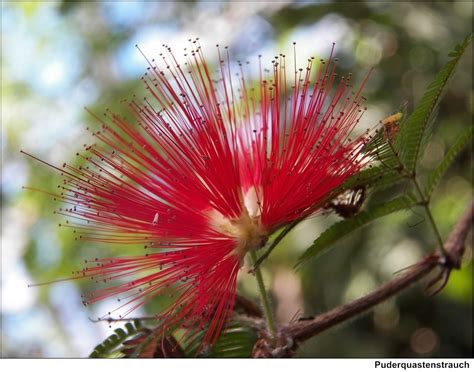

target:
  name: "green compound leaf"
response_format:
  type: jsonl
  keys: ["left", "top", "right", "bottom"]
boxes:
{"left": 90, "top": 318, "right": 257, "bottom": 358}
{"left": 424, "top": 125, "right": 473, "bottom": 198}
{"left": 184, "top": 321, "right": 257, "bottom": 358}
{"left": 344, "top": 111, "right": 410, "bottom": 192}
{"left": 364, "top": 124, "right": 403, "bottom": 167}
{"left": 296, "top": 195, "right": 419, "bottom": 267}
{"left": 89, "top": 320, "right": 143, "bottom": 358}
{"left": 396, "top": 33, "right": 472, "bottom": 172}
{"left": 343, "top": 165, "right": 404, "bottom": 191}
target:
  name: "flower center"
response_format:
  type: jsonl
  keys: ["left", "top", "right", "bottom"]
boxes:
{"left": 207, "top": 187, "right": 267, "bottom": 258}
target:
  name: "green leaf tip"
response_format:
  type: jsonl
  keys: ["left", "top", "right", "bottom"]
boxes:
{"left": 89, "top": 321, "right": 143, "bottom": 358}
{"left": 396, "top": 34, "right": 472, "bottom": 173}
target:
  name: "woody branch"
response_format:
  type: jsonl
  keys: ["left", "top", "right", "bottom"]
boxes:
{"left": 259, "top": 200, "right": 473, "bottom": 353}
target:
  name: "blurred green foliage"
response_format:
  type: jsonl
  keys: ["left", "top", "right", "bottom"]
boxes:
{"left": 2, "top": 0, "right": 472, "bottom": 357}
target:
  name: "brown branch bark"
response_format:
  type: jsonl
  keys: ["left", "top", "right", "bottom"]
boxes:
{"left": 251, "top": 200, "right": 472, "bottom": 356}
{"left": 444, "top": 200, "right": 473, "bottom": 268}
{"left": 286, "top": 254, "right": 438, "bottom": 342}
{"left": 235, "top": 294, "right": 264, "bottom": 318}
{"left": 284, "top": 200, "right": 473, "bottom": 344}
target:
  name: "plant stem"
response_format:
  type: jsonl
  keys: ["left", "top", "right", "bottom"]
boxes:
{"left": 250, "top": 250, "right": 276, "bottom": 340}
{"left": 251, "top": 219, "right": 301, "bottom": 273}
{"left": 386, "top": 140, "right": 447, "bottom": 256}
{"left": 411, "top": 177, "right": 447, "bottom": 257}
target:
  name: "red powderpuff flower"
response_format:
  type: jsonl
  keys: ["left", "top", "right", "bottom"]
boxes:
{"left": 24, "top": 41, "right": 373, "bottom": 346}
